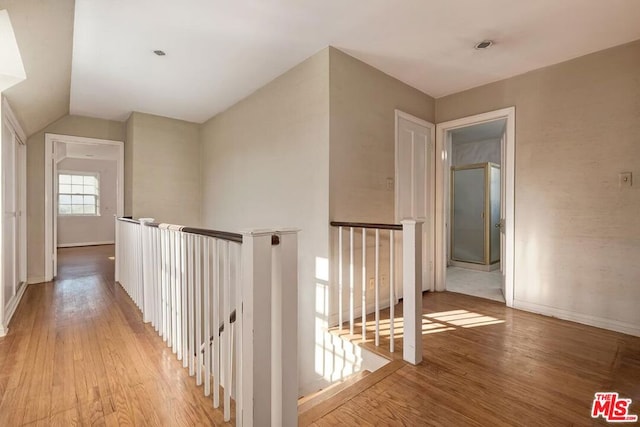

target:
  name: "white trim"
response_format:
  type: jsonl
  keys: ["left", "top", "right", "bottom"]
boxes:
{"left": 513, "top": 300, "right": 640, "bottom": 338}
{"left": 3, "top": 281, "right": 27, "bottom": 330}
{"left": 57, "top": 240, "right": 115, "bottom": 248}
{"left": 1, "top": 97, "right": 26, "bottom": 143}
{"left": 435, "top": 107, "right": 516, "bottom": 307}
{"left": 27, "top": 277, "right": 47, "bottom": 285}
{"left": 45, "top": 134, "right": 124, "bottom": 281}
{"left": 394, "top": 110, "right": 436, "bottom": 292}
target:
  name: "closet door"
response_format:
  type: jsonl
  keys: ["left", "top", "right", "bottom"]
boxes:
{"left": 2, "top": 119, "right": 18, "bottom": 308}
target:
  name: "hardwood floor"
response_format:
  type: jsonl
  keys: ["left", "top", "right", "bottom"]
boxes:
{"left": 311, "top": 292, "right": 640, "bottom": 426}
{"left": 0, "top": 245, "right": 231, "bottom": 426}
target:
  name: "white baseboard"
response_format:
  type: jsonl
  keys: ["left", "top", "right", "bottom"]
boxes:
{"left": 513, "top": 299, "right": 640, "bottom": 337}
{"left": 28, "top": 276, "right": 47, "bottom": 285}
{"left": 57, "top": 240, "right": 114, "bottom": 248}
{"left": 4, "top": 282, "right": 28, "bottom": 327}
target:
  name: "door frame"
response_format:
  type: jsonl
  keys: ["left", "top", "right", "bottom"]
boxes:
{"left": 435, "top": 107, "right": 516, "bottom": 307}
{"left": 394, "top": 110, "right": 436, "bottom": 292}
{"left": 44, "top": 134, "right": 124, "bottom": 281}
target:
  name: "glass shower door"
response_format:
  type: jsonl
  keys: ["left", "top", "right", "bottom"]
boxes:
{"left": 451, "top": 166, "right": 485, "bottom": 263}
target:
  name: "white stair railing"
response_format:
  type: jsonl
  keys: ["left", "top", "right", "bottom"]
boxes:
{"left": 115, "top": 217, "right": 299, "bottom": 426}
{"left": 331, "top": 220, "right": 423, "bottom": 365}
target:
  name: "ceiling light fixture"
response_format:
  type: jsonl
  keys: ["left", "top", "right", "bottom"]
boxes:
{"left": 474, "top": 40, "right": 493, "bottom": 50}
{"left": 153, "top": 50, "right": 166, "bottom": 56}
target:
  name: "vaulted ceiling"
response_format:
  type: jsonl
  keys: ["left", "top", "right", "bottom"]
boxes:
{"left": 3, "top": 0, "right": 640, "bottom": 135}
{"left": 0, "top": 0, "right": 74, "bottom": 136}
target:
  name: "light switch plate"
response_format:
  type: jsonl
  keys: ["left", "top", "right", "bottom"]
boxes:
{"left": 619, "top": 172, "right": 632, "bottom": 188}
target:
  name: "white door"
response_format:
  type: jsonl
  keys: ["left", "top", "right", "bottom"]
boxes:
{"left": 395, "top": 111, "right": 435, "bottom": 294}
{"left": 2, "top": 119, "right": 19, "bottom": 309}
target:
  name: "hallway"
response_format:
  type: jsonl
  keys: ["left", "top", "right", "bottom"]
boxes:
{"left": 0, "top": 245, "right": 229, "bottom": 426}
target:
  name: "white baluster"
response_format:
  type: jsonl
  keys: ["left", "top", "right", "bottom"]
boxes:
{"left": 176, "top": 231, "right": 183, "bottom": 360}
{"left": 181, "top": 232, "right": 188, "bottom": 367}
{"left": 188, "top": 233, "right": 195, "bottom": 376}
{"left": 204, "top": 238, "right": 211, "bottom": 396}
{"left": 390, "top": 229, "right": 395, "bottom": 353}
{"left": 234, "top": 241, "right": 243, "bottom": 426}
{"left": 213, "top": 239, "right": 221, "bottom": 408}
{"left": 375, "top": 229, "right": 380, "bottom": 347}
{"left": 162, "top": 228, "right": 169, "bottom": 342}
{"left": 195, "top": 235, "right": 202, "bottom": 386}
{"left": 223, "top": 241, "right": 231, "bottom": 421}
{"left": 361, "top": 228, "right": 366, "bottom": 340}
{"left": 338, "top": 226, "right": 343, "bottom": 331}
{"left": 349, "top": 227, "right": 354, "bottom": 336}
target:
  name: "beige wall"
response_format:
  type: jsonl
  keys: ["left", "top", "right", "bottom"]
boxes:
{"left": 27, "top": 114, "right": 125, "bottom": 282}
{"left": 436, "top": 39, "right": 640, "bottom": 333}
{"left": 329, "top": 47, "right": 435, "bottom": 223}
{"left": 57, "top": 158, "right": 118, "bottom": 246}
{"left": 200, "top": 49, "right": 330, "bottom": 395}
{"left": 125, "top": 112, "right": 200, "bottom": 225}
{"left": 124, "top": 116, "right": 133, "bottom": 216}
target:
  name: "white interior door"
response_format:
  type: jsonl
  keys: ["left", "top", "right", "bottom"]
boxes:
{"left": 395, "top": 111, "right": 435, "bottom": 294}
{"left": 2, "top": 119, "right": 18, "bottom": 309}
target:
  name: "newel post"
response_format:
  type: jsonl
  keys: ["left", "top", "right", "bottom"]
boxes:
{"left": 401, "top": 219, "right": 423, "bottom": 365}
{"left": 241, "top": 230, "right": 275, "bottom": 426}
{"left": 272, "top": 229, "right": 299, "bottom": 427}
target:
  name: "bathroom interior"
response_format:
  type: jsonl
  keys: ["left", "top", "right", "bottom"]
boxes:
{"left": 446, "top": 119, "right": 507, "bottom": 303}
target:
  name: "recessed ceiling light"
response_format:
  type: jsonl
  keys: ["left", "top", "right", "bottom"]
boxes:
{"left": 474, "top": 40, "right": 493, "bottom": 50}
{"left": 153, "top": 50, "right": 166, "bottom": 56}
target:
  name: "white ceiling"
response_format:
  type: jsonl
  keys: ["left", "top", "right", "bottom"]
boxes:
{"left": 451, "top": 119, "right": 506, "bottom": 144}
{"left": 70, "top": 0, "right": 640, "bottom": 124}
{"left": 57, "top": 141, "right": 120, "bottom": 162}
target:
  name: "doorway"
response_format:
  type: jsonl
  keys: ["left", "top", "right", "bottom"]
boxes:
{"left": 435, "top": 108, "right": 516, "bottom": 307}
{"left": 44, "top": 134, "right": 124, "bottom": 281}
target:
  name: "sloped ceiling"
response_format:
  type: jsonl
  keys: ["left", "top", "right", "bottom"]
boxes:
{"left": 0, "top": 0, "right": 74, "bottom": 136}
{"left": 2, "top": 1, "right": 640, "bottom": 134}
{"left": 70, "top": 0, "right": 640, "bottom": 124}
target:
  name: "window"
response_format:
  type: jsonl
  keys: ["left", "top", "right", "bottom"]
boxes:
{"left": 58, "top": 172, "right": 100, "bottom": 216}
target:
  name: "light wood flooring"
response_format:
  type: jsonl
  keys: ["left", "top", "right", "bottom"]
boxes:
{"left": 0, "top": 245, "right": 231, "bottom": 426}
{"left": 307, "top": 292, "right": 640, "bottom": 426}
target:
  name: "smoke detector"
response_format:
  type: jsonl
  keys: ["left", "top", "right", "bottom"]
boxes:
{"left": 474, "top": 40, "right": 493, "bottom": 50}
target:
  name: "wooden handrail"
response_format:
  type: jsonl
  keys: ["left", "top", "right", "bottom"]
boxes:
{"left": 117, "top": 217, "right": 140, "bottom": 224}
{"left": 330, "top": 221, "right": 402, "bottom": 231}
{"left": 116, "top": 217, "right": 243, "bottom": 243}
{"left": 181, "top": 227, "right": 243, "bottom": 243}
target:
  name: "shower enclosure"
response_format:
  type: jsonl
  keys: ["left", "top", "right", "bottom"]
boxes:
{"left": 450, "top": 162, "right": 500, "bottom": 270}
